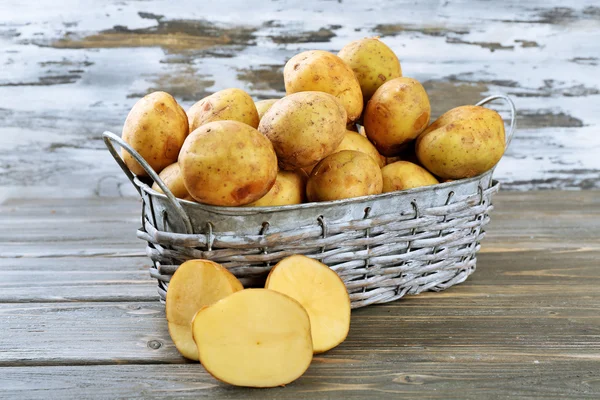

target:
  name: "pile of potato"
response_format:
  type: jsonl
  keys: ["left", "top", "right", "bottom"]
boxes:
{"left": 121, "top": 37, "right": 506, "bottom": 207}
{"left": 119, "top": 37, "right": 508, "bottom": 388}
{"left": 166, "top": 256, "right": 350, "bottom": 387}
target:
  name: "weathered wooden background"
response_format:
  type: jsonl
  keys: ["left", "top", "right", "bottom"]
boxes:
{"left": 1, "top": 0, "right": 599, "bottom": 201}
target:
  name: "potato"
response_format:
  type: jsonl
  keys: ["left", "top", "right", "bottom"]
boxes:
{"left": 415, "top": 105, "right": 506, "bottom": 179}
{"left": 192, "top": 289, "right": 313, "bottom": 387}
{"left": 284, "top": 50, "right": 363, "bottom": 122}
{"left": 381, "top": 161, "right": 439, "bottom": 192}
{"left": 265, "top": 255, "right": 351, "bottom": 353}
{"left": 166, "top": 260, "right": 243, "bottom": 361}
{"left": 179, "top": 120, "right": 278, "bottom": 206}
{"left": 121, "top": 91, "right": 188, "bottom": 176}
{"left": 259, "top": 92, "right": 346, "bottom": 170}
{"left": 307, "top": 150, "right": 383, "bottom": 202}
{"left": 336, "top": 130, "right": 386, "bottom": 168}
{"left": 363, "top": 77, "right": 431, "bottom": 156}
{"left": 338, "top": 37, "right": 402, "bottom": 101}
{"left": 187, "top": 88, "right": 259, "bottom": 132}
{"left": 254, "top": 99, "right": 279, "bottom": 121}
{"left": 245, "top": 170, "right": 307, "bottom": 207}
{"left": 151, "top": 163, "right": 193, "bottom": 200}
{"left": 302, "top": 129, "right": 386, "bottom": 174}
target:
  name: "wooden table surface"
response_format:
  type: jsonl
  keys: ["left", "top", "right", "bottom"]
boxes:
{"left": 1, "top": 190, "right": 599, "bottom": 399}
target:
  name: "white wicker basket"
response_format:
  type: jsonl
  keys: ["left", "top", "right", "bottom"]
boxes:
{"left": 103, "top": 94, "right": 516, "bottom": 308}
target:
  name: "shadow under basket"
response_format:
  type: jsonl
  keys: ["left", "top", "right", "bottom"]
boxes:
{"left": 103, "top": 94, "right": 516, "bottom": 309}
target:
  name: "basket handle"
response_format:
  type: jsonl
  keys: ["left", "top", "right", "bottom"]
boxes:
{"left": 102, "top": 131, "right": 193, "bottom": 234}
{"left": 475, "top": 94, "right": 517, "bottom": 148}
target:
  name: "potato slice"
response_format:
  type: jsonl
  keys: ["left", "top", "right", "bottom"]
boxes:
{"left": 192, "top": 289, "right": 313, "bottom": 387}
{"left": 166, "top": 260, "right": 243, "bottom": 361}
{"left": 265, "top": 255, "right": 351, "bottom": 353}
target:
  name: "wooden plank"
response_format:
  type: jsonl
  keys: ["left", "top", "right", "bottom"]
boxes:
{"left": 1, "top": 361, "right": 598, "bottom": 399}
{"left": 0, "top": 1, "right": 599, "bottom": 197}
{"left": 0, "top": 249, "right": 598, "bottom": 303}
{"left": 1, "top": 277, "right": 599, "bottom": 367}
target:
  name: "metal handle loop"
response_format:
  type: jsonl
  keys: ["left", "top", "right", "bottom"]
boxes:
{"left": 102, "top": 131, "right": 193, "bottom": 234}
{"left": 475, "top": 94, "right": 517, "bottom": 148}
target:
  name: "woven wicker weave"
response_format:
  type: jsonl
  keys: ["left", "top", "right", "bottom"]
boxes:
{"left": 103, "top": 94, "right": 516, "bottom": 309}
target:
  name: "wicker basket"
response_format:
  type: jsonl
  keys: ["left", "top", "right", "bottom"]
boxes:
{"left": 103, "top": 94, "right": 516, "bottom": 309}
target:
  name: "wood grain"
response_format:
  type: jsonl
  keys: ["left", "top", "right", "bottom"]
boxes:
{"left": 1, "top": 362, "right": 598, "bottom": 399}
{"left": 0, "top": 192, "right": 599, "bottom": 397}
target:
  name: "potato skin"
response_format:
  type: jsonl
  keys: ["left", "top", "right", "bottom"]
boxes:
{"left": 245, "top": 170, "right": 308, "bottom": 207}
{"left": 121, "top": 91, "right": 188, "bottom": 176}
{"left": 255, "top": 99, "right": 279, "bottom": 122}
{"left": 259, "top": 92, "right": 347, "bottom": 170}
{"left": 284, "top": 50, "right": 363, "bottom": 122}
{"left": 187, "top": 88, "right": 259, "bottom": 132}
{"left": 303, "top": 129, "right": 386, "bottom": 173}
{"left": 307, "top": 150, "right": 383, "bottom": 202}
{"left": 415, "top": 105, "right": 506, "bottom": 179}
{"left": 338, "top": 37, "right": 402, "bottom": 101}
{"left": 179, "top": 121, "right": 278, "bottom": 206}
{"left": 151, "top": 162, "right": 193, "bottom": 200}
{"left": 364, "top": 77, "right": 431, "bottom": 156}
{"left": 381, "top": 161, "right": 439, "bottom": 192}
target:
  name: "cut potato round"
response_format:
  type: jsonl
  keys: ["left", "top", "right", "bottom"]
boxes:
{"left": 265, "top": 255, "right": 351, "bottom": 353}
{"left": 192, "top": 289, "right": 313, "bottom": 387}
{"left": 166, "top": 260, "right": 243, "bottom": 361}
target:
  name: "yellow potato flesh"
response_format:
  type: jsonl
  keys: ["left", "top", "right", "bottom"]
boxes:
{"left": 307, "top": 150, "right": 383, "bottom": 202}
{"left": 284, "top": 50, "right": 363, "bottom": 122}
{"left": 179, "top": 120, "right": 278, "bottom": 206}
{"left": 187, "top": 88, "right": 259, "bottom": 131}
{"left": 381, "top": 161, "right": 439, "bottom": 192}
{"left": 259, "top": 91, "right": 346, "bottom": 170}
{"left": 166, "top": 260, "right": 243, "bottom": 361}
{"left": 255, "top": 99, "right": 279, "bottom": 121}
{"left": 265, "top": 255, "right": 351, "bottom": 353}
{"left": 245, "top": 170, "right": 307, "bottom": 207}
{"left": 415, "top": 105, "right": 506, "bottom": 179}
{"left": 151, "top": 162, "right": 192, "bottom": 200}
{"left": 364, "top": 77, "right": 431, "bottom": 156}
{"left": 122, "top": 91, "right": 188, "bottom": 176}
{"left": 338, "top": 37, "right": 402, "bottom": 101}
{"left": 192, "top": 289, "right": 313, "bottom": 387}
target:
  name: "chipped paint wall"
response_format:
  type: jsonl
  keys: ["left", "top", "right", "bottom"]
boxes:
{"left": 0, "top": 0, "right": 599, "bottom": 199}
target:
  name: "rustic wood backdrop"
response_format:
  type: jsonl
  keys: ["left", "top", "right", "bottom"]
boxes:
{"left": 1, "top": 0, "right": 599, "bottom": 201}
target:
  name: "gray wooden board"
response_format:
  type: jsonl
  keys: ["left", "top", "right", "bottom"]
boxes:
{"left": 1, "top": 0, "right": 600, "bottom": 200}
{"left": 1, "top": 362, "right": 598, "bottom": 399}
{"left": 0, "top": 192, "right": 599, "bottom": 397}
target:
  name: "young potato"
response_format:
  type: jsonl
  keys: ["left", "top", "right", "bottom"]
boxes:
{"left": 338, "top": 37, "right": 402, "bottom": 101}
{"left": 416, "top": 105, "right": 506, "bottom": 179}
{"left": 284, "top": 50, "right": 363, "bottom": 122}
{"left": 166, "top": 260, "right": 243, "bottom": 361}
{"left": 259, "top": 92, "right": 346, "bottom": 170}
{"left": 192, "top": 289, "right": 313, "bottom": 388}
{"left": 265, "top": 255, "right": 351, "bottom": 354}
{"left": 336, "top": 130, "right": 386, "bottom": 168}
{"left": 245, "top": 170, "right": 308, "bottom": 207}
{"left": 364, "top": 77, "right": 431, "bottom": 156}
{"left": 179, "top": 120, "right": 278, "bottom": 206}
{"left": 187, "top": 88, "right": 259, "bottom": 131}
{"left": 151, "top": 162, "right": 193, "bottom": 200}
{"left": 307, "top": 150, "right": 383, "bottom": 202}
{"left": 301, "top": 129, "right": 385, "bottom": 174}
{"left": 381, "top": 161, "right": 439, "bottom": 192}
{"left": 254, "top": 99, "right": 279, "bottom": 121}
{"left": 121, "top": 91, "right": 188, "bottom": 176}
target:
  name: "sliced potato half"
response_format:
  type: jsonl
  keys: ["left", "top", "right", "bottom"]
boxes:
{"left": 192, "top": 289, "right": 313, "bottom": 387}
{"left": 265, "top": 255, "right": 351, "bottom": 353}
{"left": 166, "top": 260, "right": 243, "bottom": 361}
